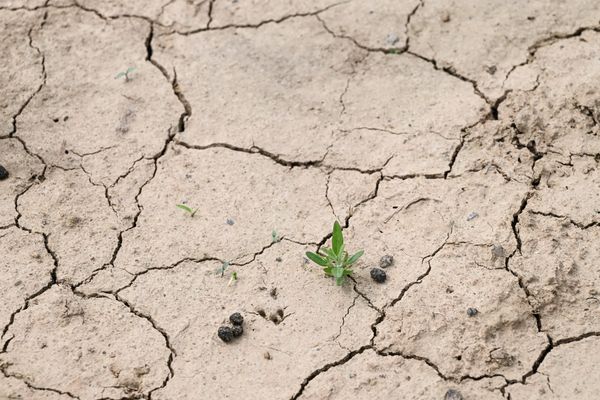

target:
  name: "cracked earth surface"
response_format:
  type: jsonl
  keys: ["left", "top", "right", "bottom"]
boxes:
{"left": 1, "top": 1, "right": 599, "bottom": 399}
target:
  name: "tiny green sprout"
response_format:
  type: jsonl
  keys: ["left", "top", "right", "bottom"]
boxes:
{"left": 228, "top": 271, "right": 238, "bottom": 287}
{"left": 217, "top": 261, "right": 230, "bottom": 277}
{"left": 115, "top": 66, "right": 136, "bottom": 82}
{"left": 176, "top": 204, "right": 197, "bottom": 217}
{"left": 272, "top": 230, "right": 280, "bottom": 243}
{"left": 305, "top": 221, "right": 364, "bottom": 286}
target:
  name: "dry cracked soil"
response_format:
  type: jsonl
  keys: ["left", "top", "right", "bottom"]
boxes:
{"left": 1, "top": 1, "right": 600, "bottom": 399}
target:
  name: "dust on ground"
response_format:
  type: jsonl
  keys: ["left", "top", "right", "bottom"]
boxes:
{"left": 1, "top": 1, "right": 600, "bottom": 399}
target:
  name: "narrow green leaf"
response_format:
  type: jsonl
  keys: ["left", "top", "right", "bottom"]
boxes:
{"left": 126, "top": 66, "right": 136, "bottom": 74}
{"left": 342, "top": 269, "right": 353, "bottom": 276}
{"left": 176, "top": 204, "right": 195, "bottom": 215}
{"left": 323, "top": 267, "right": 333, "bottom": 276}
{"left": 347, "top": 250, "right": 364, "bottom": 265}
{"left": 306, "top": 252, "right": 328, "bottom": 266}
{"left": 332, "top": 221, "right": 343, "bottom": 255}
{"left": 115, "top": 72, "right": 125, "bottom": 79}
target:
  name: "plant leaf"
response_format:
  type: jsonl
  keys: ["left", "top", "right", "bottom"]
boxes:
{"left": 347, "top": 250, "right": 364, "bottom": 265}
{"left": 126, "top": 67, "right": 136, "bottom": 74}
{"left": 332, "top": 221, "right": 343, "bottom": 255}
{"left": 176, "top": 204, "right": 194, "bottom": 214}
{"left": 321, "top": 247, "right": 336, "bottom": 259}
{"left": 306, "top": 252, "right": 328, "bottom": 266}
{"left": 115, "top": 72, "right": 125, "bottom": 79}
{"left": 332, "top": 267, "right": 344, "bottom": 278}
{"left": 323, "top": 267, "right": 333, "bottom": 276}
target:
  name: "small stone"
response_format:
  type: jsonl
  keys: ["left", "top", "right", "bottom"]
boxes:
{"left": 217, "top": 326, "right": 234, "bottom": 343}
{"left": 379, "top": 255, "right": 394, "bottom": 268}
{"left": 467, "top": 307, "right": 478, "bottom": 317}
{"left": 467, "top": 211, "right": 478, "bottom": 221}
{"left": 444, "top": 389, "right": 463, "bottom": 400}
{"left": 275, "top": 257, "right": 282, "bottom": 262}
{"left": 270, "top": 287, "right": 277, "bottom": 299}
{"left": 385, "top": 33, "right": 399, "bottom": 46}
{"left": 485, "top": 65, "right": 497, "bottom": 75}
{"left": 441, "top": 11, "right": 451, "bottom": 23}
{"left": 231, "top": 325, "right": 243, "bottom": 337}
{"left": 370, "top": 268, "right": 387, "bottom": 283}
{"left": 226, "top": 218, "right": 235, "bottom": 225}
{"left": 229, "top": 312, "right": 244, "bottom": 326}
{"left": 263, "top": 351, "right": 271, "bottom": 360}
{"left": 0, "top": 165, "right": 9, "bottom": 180}
{"left": 492, "top": 245, "right": 505, "bottom": 258}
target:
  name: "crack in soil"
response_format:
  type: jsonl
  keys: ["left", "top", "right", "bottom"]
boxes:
{"left": 7, "top": 9, "right": 47, "bottom": 140}
{"left": 289, "top": 344, "right": 372, "bottom": 400}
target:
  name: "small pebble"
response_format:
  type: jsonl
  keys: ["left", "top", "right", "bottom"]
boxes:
{"left": 231, "top": 325, "right": 243, "bottom": 337}
{"left": 263, "top": 351, "right": 272, "bottom": 360}
{"left": 275, "top": 257, "right": 282, "bottom": 262}
{"left": 467, "top": 307, "right": 478, "bottom": 317}
{"left": 441, "top": 11, "right": 451, "bottom": 23}
{"left": 0, "top": 165, "right": 9, "bottom": 181}
{"left": 226, "top": 218, "right": 235, "bottom": 225}
{"left": 492, "top": 245, "right": 505, "bottom": 258}
{"left": 370, "top": 268, "right": 387, "bottom": 283}
{"left": 467, "top": 211, "right": 478, "bottom": 221}
{"left": 379, "top": 255, "right": 394, "bottom": 268}
{"left": 444, "top": 389, "right": 463, "bottom": 400}
{"left": 217, "top": 326, "right": 234, "bottom": 343}
{"left": 229, "top": 312, "right": 244, "bottom": 326}
{"left": 385, "top": 32, "right": 399, "bottom": 46}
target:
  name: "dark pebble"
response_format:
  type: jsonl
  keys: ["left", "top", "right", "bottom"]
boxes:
{"left": 467, "top": 307, "right": 478, "bottom": 317}
{"left": 370, "top": 268, "right": 387, "bottom": 283}
{"left": 0, "top": 165, "right": 8, "bottom": 181}
{"left": 379, "top": 255, "right": 394, "bottom": 268}
{"left": 231, "top": 325, "right": 243, "bottom": 337}
{"left": 229, "top": 312, "right": 244, "bottom": 326}
{"left": 444, "top": 389, "right": 463, "bottom": 400}
{"left": 217, "top": 326, "right": 234, "bottom": 342}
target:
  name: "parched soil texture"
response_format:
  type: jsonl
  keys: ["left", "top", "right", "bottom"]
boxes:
{"left": 1, "top": 1, "right": 600, "bottom": 399}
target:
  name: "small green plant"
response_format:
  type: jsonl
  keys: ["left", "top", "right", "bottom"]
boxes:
{"left": 228, "top": 271, "right": 238, "bottom": 287}
{"left": 305, "top": 221, "right": 364, "bottom": 286}
{"left": 176, "top": 204, "right": 197, "bottom": 217}
{"left": 115, "top": 67, "right": 136, "bottom": 82}
{"left": 217, "top": 261, "right": 230, "bottom": 277}
{"left": 272, "top": 230, "right": 280, "bottom": 243}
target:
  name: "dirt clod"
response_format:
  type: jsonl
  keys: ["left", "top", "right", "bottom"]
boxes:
{"left": 231, "top": 325, "right": 243, "bottom": 337}
{"left": 379, "top": 255, "right": 394, "bottom": 268}
{"left": 444, "top": 389, "right": 463, "bottom": 400}
{"left": 229, "top": 312, "right": 244, "bottom": 326}
{"left": 0, "top": 164, "right": 8, "bottom": 180}
{"left": 466, "top": 307, "right": 478, "bottom": 317}
{"left": 370, "top": 268, "right": 387, "bottom": 283}
{"left": 217, "top": 326, "right": 234, "bottom": 343}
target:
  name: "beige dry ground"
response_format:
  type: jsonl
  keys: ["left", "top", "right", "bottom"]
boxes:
{"left": 1, "top": 1, "right": 599, "bottom": 399}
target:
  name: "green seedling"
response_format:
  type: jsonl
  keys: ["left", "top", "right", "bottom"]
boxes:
{"left": 305, "top": 221, "right": 364, "bottom": 286}
{"left": 176, "top": 204, "right": 197, "bottom": 217}
{"left": 272, "top": 230, "right": 280, "bottom": 243}
{"left": 115, "top": 67, "right": 136, "bottom": 82}
{"left": 217, "top": 261, "right": 230, "bottom": 277}
{"left": 228, "top": 271, "right": 238, "bottom": 287}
